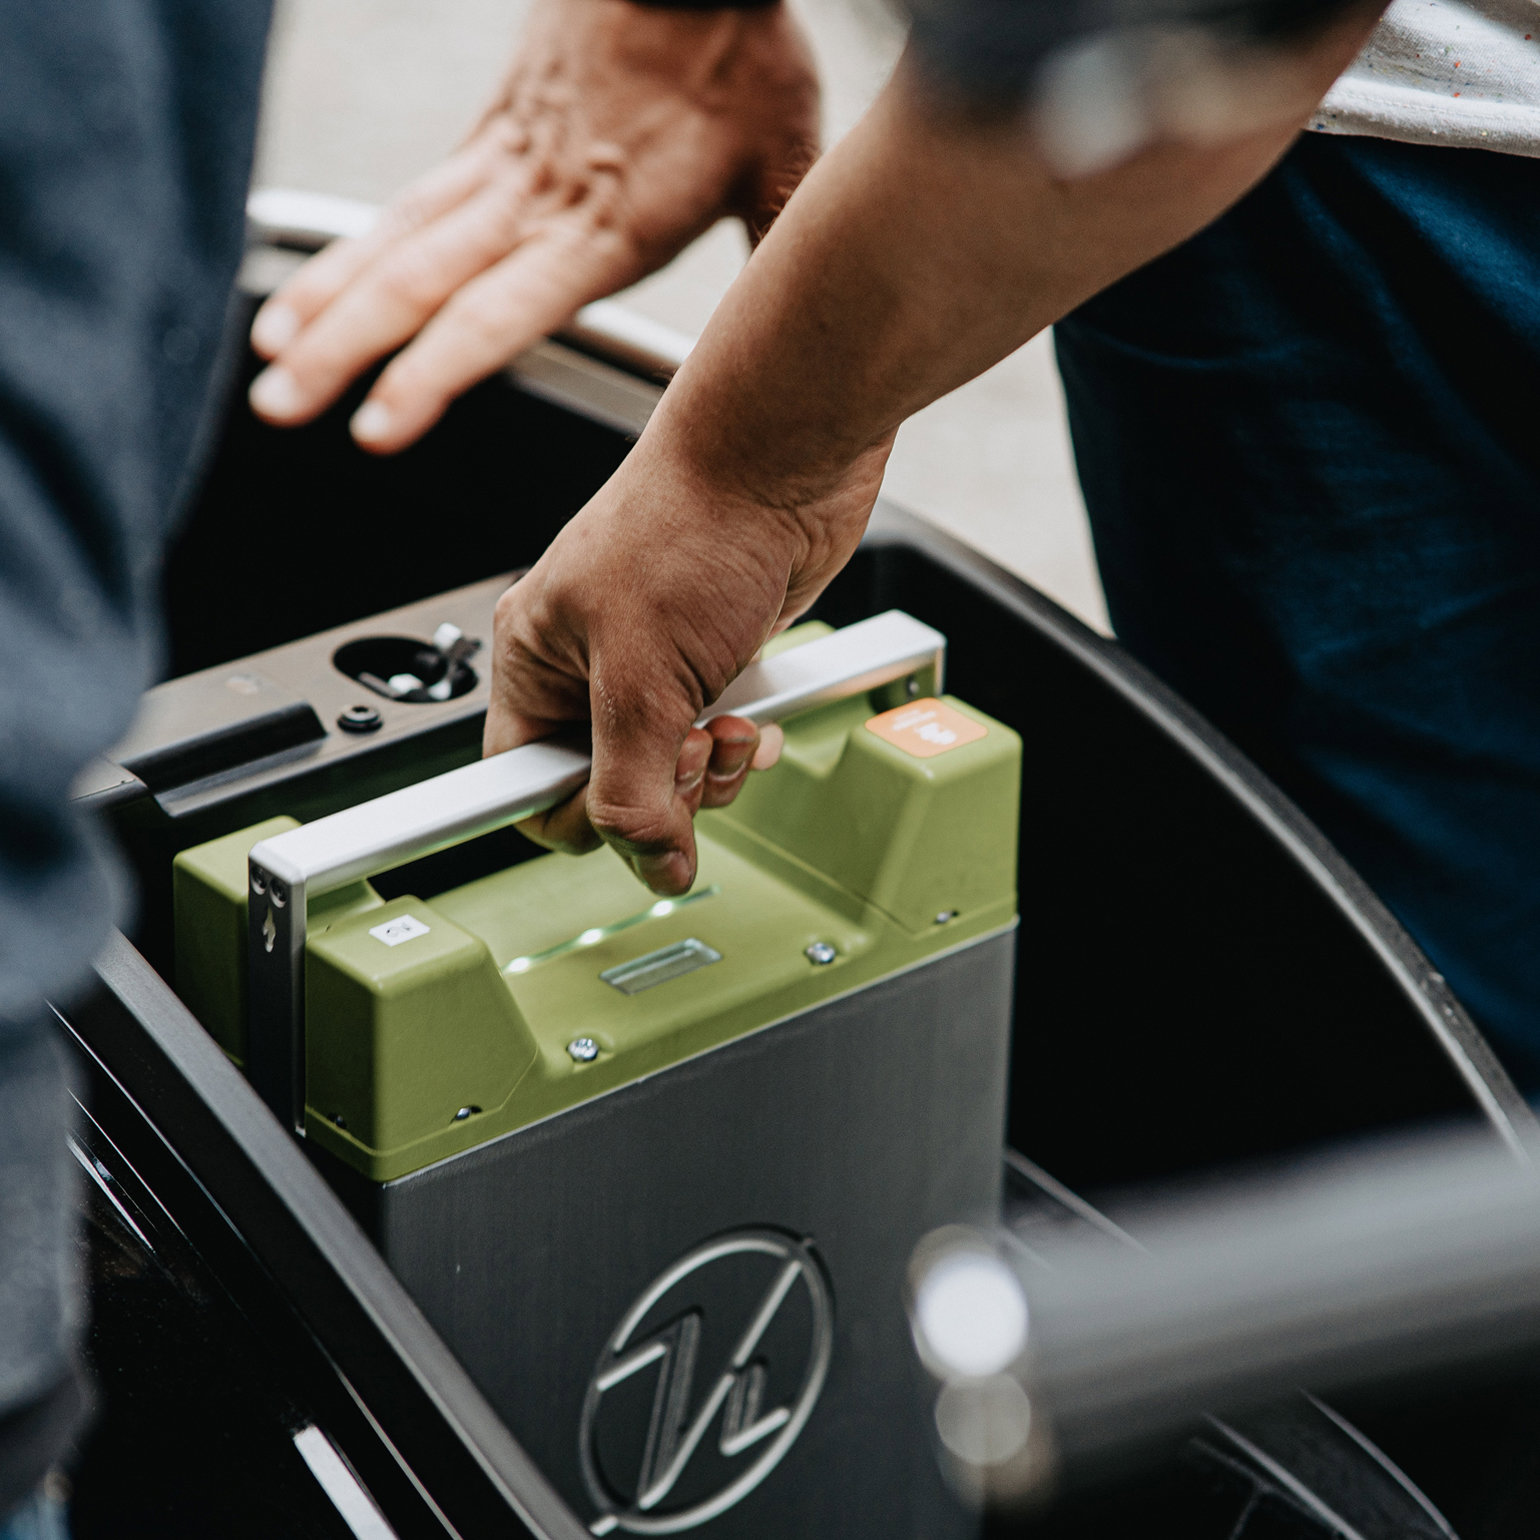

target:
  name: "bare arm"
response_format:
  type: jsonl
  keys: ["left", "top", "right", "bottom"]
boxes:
{"left": 489, "top": 14, "right": 1381, "bottom": 892}
{"left": 641, "top": 10, "right": 1378, "bottom": 505}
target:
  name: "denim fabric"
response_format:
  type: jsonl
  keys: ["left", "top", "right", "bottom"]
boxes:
{"left": 0, "top": 1486, "right": 69, "bottom": 1540}
{"left": 0, "top": 0, "right": 270, "bottom": 1506}
{"left": 1055, "top": 132, "right": 1540, "bottom": 1087}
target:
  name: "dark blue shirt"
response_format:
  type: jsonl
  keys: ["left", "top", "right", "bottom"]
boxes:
{"left": 0, "top": 3, "right": 269, "bottom": 1512}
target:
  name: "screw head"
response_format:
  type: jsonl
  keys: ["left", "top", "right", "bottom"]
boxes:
{"left": 934, "top": 910, "right": 958, "bottom": 926}
{"left": 905, "top": 675, "right": 921, "bottom": 699}
{"left": 338, "top": 703, "right": 383, "bottom": 734}
{"left": 567, "top": 1037, "right": 600, "bottom": 1063}
{"left": 805, "top": 941, "right": 838, "bottom": 966}
{"left": 453, "top": 1105, "right": 480, "bottom": 1122}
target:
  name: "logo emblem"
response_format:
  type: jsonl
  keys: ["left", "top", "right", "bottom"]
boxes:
{"left": 580, "top": 1229, "right": 833, "bottom": 1535}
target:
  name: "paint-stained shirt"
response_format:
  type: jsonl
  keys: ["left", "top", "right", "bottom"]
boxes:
{"left": 1316, "top": 0, "right": 1540, "bottom": 157}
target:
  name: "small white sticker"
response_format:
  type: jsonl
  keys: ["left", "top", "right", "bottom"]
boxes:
{"left": 369, "top": 915, "right": 431, "bottom": 948}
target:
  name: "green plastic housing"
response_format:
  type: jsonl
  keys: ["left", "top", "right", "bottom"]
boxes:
{"left": 174, "top": 629, "right": 1021, "bottom": 1181}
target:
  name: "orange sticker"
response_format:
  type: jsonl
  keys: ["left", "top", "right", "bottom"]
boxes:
{"left": 865, "top": 698, "right": 987, "bottom": 759}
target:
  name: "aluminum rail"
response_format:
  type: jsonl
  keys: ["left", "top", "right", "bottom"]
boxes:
{"left": 908, "top": 1123, "right": 1540, "bottom": 1504}
{"left": 247, "top": 610, "right": 945, "bottom": 1131}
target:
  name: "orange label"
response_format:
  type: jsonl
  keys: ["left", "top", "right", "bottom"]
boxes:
{"left": 864, "top": 698, "right": 987, "bottom": 759}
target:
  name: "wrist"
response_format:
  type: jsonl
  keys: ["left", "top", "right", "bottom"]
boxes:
{"left": 630, "top": 395, "right": 888, "bottom": 607}
{"left": 647, "top": 372, "right": 887, "bottom": 515}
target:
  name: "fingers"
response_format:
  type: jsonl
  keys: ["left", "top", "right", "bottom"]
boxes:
{"left": 483, "top": 584, "right": 704, "bottom": 882}
{"left": 699, "top": 717, "right": 781, "bottom": 808}
{"left": 583, "top": 674, "right": 702, "bottom": 896}
{"left": 510, "top": 717, "right": 781, "bottom": 875}
{"left": 250, "top": 138, "right": 501, "bottom": 359}
{"left": 348, "top": 227, "right": 628, "bottom": 452}
{"left": 529, "top": 676, "right": 783, "bottom": 897}
{"left": 480, "top": 601, "right": 606, "bottom": 855}
{"left": 752, "top": 724, "right": 785, "bottom": 771}
{"left": 249, "top": 174, "right": 545, "bottom": 430}
{"left": 515, "top": 717, "right": 783, "bottom": 872}
{"left": 518, "top": 783, "right": 606, "bottom": 856}
{"left": 675, "top": 728, "right": 715, "bottom": 816}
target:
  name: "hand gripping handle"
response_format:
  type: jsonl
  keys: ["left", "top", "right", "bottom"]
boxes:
{"left": 246, "top": 610, "right": 946, "bottom": 1132}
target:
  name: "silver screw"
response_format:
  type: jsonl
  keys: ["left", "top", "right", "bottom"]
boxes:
{"left": 805, "top": 941, "right": 837, "bottom": 966}
{"left": 454, "top": 1105, "right": 476, "bottom": 1121}
{"left": 905, "top": 675, "right": 920, "bottom": 699}
{"left": 934, "top": 910, "right": 958, "bottom": 925}
{"left": 567, "top": 1037, "right": 600, "bottom": 1063}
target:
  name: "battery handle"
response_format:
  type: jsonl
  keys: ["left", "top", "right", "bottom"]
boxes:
{"left": 246, "top": 610, "right": 946, "bottom": 1134}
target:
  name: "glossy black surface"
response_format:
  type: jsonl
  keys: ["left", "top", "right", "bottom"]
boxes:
{"left": 64, "top": 941, "right": 586, "bottom": 1540}
{"left": 164, "top": 324, "right": 626, "bottom": 680}
{"left": 69, "top": 1094, "right": 357, "bottom": 1540}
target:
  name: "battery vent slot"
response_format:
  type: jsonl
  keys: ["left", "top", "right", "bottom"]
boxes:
{"left": 601, "top": 938, "right": 721, "bottom": 996}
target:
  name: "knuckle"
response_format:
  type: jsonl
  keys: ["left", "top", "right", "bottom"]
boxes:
{"left": 585, "top": 796, "right": 677, "bottom": 856}
{"left": 485, "top": 197, "right": 526, "bottom": 252}
{"left": 592, "top": 674, "right": 698, "bottom": 762}
{"left": 700, "top": 778, "right": 745, "bottom": 811}
{"left": 438, "top": 289, "right": 519, "bottom": 355}
{"left": 382, "top": 197, "right": 431, "bottom": 240}
{"left": 520, "top": 805, "right": 601, "bottom": 856}
{"left": 494, "top": 586, "right": 557, "bottom": 672}
{"left": 374, "top": 249, "right": 447, "bottom": 314}
{"left": 273, "top": 265, "right": 335, "bottom": 313}
{"left": 488, "top": 116, "right": 528, "bottom": 158}
{"left": 492, "top": 580, "right": 524, "bottom": 632}
{"left": 374, "top": 351, "right": 451, "bottom": 413}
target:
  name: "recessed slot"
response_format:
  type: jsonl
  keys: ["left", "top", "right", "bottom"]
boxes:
{"left": 600, "top": 938, "right": 722, "bottom": 996}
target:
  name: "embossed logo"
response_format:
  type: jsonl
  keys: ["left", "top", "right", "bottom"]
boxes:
{"left": 580, "top": 1230, "right": 833, "bottom": 1535}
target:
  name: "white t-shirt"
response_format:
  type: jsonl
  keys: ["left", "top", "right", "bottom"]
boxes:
{"left": 1313, "top": 0, "right": 1540, "bottom": 155}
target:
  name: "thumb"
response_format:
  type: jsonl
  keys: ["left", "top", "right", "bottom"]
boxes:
{"left": 740, "top": 133, "right": 819, "bottom": 247}
{"left": 583, "top": 665, "right": 703, "bottom": 896}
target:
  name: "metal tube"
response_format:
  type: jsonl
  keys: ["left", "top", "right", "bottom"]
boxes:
{"left": 910, "top": 1124, "right": 1540, "bottom": 1502}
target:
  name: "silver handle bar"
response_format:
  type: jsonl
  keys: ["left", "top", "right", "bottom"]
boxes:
{"left": 246, "top": 610, "right": 946, "bottom": 1132}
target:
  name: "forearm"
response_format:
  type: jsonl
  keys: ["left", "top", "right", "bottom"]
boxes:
{"left": 487, "top": 3, "right": 1383, "bottom": 890}
{"left": 646, "top": 16, "right": 1378, "bottom": 503}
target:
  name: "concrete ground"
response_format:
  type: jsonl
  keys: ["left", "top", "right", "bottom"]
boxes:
{"left": 255, "top": 0, "right": 1109, "bottom": 631}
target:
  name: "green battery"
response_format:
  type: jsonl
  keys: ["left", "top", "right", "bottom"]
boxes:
{"left": 174, "top": 618, "right": 1020, "bottom": 1538}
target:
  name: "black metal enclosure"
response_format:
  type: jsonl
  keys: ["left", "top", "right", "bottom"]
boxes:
{"left": 160, "top": 293, "right": 1531, "bottom": 1185}
{"left": 57, "top": 273, "right": 1540, "bottom": 1540}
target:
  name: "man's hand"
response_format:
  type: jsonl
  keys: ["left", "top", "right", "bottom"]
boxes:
{"left": 247, "top": 0, "right": 818, "bottom": 453}
{"left": 484, "top": 427, "right": 886, "bottom": 894}
{"left": 479, "top": 8, "right": 1382, "bottom": 896}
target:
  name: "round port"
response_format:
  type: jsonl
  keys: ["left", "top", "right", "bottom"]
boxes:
{"left": 333, "top": 635, "right": 477, "bottom": 704}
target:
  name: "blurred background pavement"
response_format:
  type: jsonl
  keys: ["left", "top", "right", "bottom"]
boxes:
{"left": 254, "top": 0, "right": 1109, "bottom": 631}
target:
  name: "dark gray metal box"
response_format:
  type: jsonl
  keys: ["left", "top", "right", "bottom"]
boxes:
{"left": 331, "top": 929, "right": 1014, "bottom": 1539}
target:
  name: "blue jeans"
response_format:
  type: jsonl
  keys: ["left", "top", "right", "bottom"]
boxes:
{"left": 1056, "top": 132, "right": 1540, "bottom": 1087}
{"left": 0, "top": 1489, "right": 68, "bottom": 1540}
